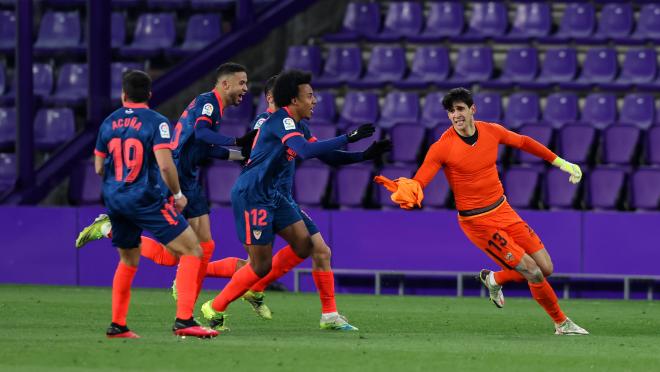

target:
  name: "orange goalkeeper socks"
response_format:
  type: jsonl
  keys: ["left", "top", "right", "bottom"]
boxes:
{"left": 529, "top": 279, "right": 567, "bottom": 324}
{"left": 140, "top": 236, "right": 178, "bottom": 266}
{"left": 312, "top": 271, "right": 337, "bottom": 314}
{"left": 111, "top": 262, "right": 137, "bottom": 326}
{"left": 493, "top": 269, "right": 526, "bottom": 285}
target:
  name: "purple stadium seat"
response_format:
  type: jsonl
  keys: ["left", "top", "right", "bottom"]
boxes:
{"left": 294, "top": 160, "right": 330, "bottom": 207}
{"left": 442, "top": 47, "right": 493, "bottom": 87}
{"left": 592, "top": 3, "right": 633, "bottom": 41}
{"left": 581, "top": 93, "right": 617, "bottom": 129}
{"left": 515, "top": 124, "right": 553, "bottom": 164}
{"left": 206, "top": 162, "right": 242, "bottom": 206}
{"left": 619, "top": 93, "right": 655, "bottom": 130}
{"left": 111, "top": 12, "right": 126, "bottom": 49}
{"left": 338, "top": 91, "right": 379, "bottom": 129}
{"left": 587, "top": 166, "right": 626, "bottom": 210}
{"left": 524, "top": 48, "right": 577, "bottom": 89}
{"left": 34, "top": 108, "right": 76, "bottom": 151}
{"left": 431, "top": 124, "right": 452, "bottom": 142}
{"left": 189, "top": 0, "right": 234, "bottom": 11}
{"left": 461, "top": 2, "right": 508, "bottom": 41}
{"left": 44, "top": 63, "right": 88, "bottom": 106}
{"left": 0, "top": 10, "right": 15, "bottom": 54}
{"left": 378, "top": 165, "right": 416, "bottom": 207}
{"left": 111, "top": 62, "right": 143, "bottom": 102}
{"left": 0, "top": 107, "right": 15, "bottom": 151}
{"left": 504, "top": 92, "right": 540, "bottom": 129}
{"left": 0, "top": 153, "right": 16, "bottom": 195}
{"left": 473, "top": 92, "right": 502, "bottom": 123}
{"left": 543, "top": 92, "right": 579, "bottom": 129}
{"left": 421, "top": 92, "right": 451, "bottom": 129}
{"left": 422, "top": 171, "right": 451, "bottom": 209}
{"left": 378, "top": 91, "right": 420, "bottom": 129}
{"left": 1, "top": 64, "right": 54, "bottom": 106}
{"left": 68, "top": 160, "right": 102, "bottom": 205}
{"left": 308, "top": 122, "right": 336, "bottom": 140}
{"left": 389, "top": 123, "right": 425, "bottom": 164}
{"left": 370, "top": 1, "right": 422, "bottom": 41}
{"left": 646, "top": 127, "right": 660, "bottom": 165}
{"left": 504, "top": 166, "right": 540, "bottom": 209}
{"left": 311, "top": 91, "right": 336, "bottom": 123}
{"left": 350, "top": 46, "right": 406, "bottom": 89}
{"left": 630, "top": 168, "right": 660, "bottom": 210}
{"left": 119, "top": 13, "right": 176, "bottom": 58}
{"left": 558, "top": 124, "right": 596, "bottom": 165}
{"left": 222, "top": 92, "right": 254, "bottom": 125}
{"left": 544, "top": 167, "right": 580, "bottom": 209}
{"left": 602, "top": 125, "right": 640, "bottom": 166}
{"left": 324, "top": 2, "right": 381, "bottom": 42}
{"left": 547, "top": 3, "right": 595, "bottom": 41}
{"left": 169, "top": 14, "right": 221, "bottom": 57}
{"left": 394, "top": 46, "right": 450, "bottom": 89}
{"left": 346, "top": 125, "right": 382, "bottom": 153}
{"left": 485, "top": 47, "right": 538, "bottom": 88}
{"left": 504, "top": 2, "right": 551, "bottom": 41}
{"left": 315, "top": 46, "right": 362, "bottom": 88}
{"left": 34, "top": 11, "right": 82, "bottom": 55}
{"left": 409, "top": 2, "right": 464, "bottom": 41}
{"left": 564, "top": 48, "right": 617, "bottom": 89}
{"left": 631, "top": 4, "right": 660, "bottom": 42}
{"left": 284, "top": 46, "right": 322, "bottom": 77}
{"left": 613, "top": 49, "right": 657, "bottom": 88}
{"left": 334, "top": 164, "right": 372, "bottom": 208}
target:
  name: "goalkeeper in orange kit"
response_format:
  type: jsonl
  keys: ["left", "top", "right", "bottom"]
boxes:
{"left": 376, "top": 88, "right": 588, "bottom": 335}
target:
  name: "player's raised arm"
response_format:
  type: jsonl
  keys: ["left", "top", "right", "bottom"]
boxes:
{"left": 493, "top": 123, "right": 582, "bottom": 184}
{"left": 317, "top": 139, "right": 392, "bottom": 166}
{"left": 412, "top": 140, "right": 445, "bottom": 188}
{"left": 285, "top": 124, "right": 375, "bottom": 160}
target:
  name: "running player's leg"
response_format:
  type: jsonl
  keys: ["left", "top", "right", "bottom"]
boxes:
{"left": 106, "top": 213, "right": 142, "bottom": 339}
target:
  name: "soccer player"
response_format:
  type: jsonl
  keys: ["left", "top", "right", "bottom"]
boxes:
{"left": 200, "top": 69, "right": 377, "bottom": 331}
{"left": 95, "top": 70, "right": 218, "bottom": 339}
{"left": 375, "top": 88, "right": 589, "bottom": 336}
{"left": 77, "top": 63, "right": 257, "bottom": 305}
{"left": 203, "top": 75, "right": 392, "bottom": 329}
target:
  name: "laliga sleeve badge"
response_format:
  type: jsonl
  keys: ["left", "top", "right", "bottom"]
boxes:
{"left": 159, "top": 122, "right": 171, "bottom": 139}
{"left": 255, "top": 118, "right": 266, "bottom": 129}
{"left": 202, "top": 103, "right": 214, "bottom": 116}
{"left": 283, "top": 117, "right": 296, "bottom": 130}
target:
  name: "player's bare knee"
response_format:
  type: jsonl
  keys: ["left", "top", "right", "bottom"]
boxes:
{"left": 312, "top": 243, "right": 331, "bottom": 264}
{"left": 541, "top": 264, "right": 554, "bottom": 277}
{"left": 251, "top": 259, "right": 272, "bottom": 278}
{"left": 292, "top": 236, "right": 313, "bottom": 259}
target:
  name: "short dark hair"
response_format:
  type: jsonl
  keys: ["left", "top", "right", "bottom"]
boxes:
{"left": 272, "top": 69, "right": 312, "bottom": 108}
{"left": 264, "top": 75, "right": 277, "bottom": 98}
{"left": 215, "top": 62, "right": 248, "bottom": 82}
{"left": 442, "top": 88, "right": 473, "bottom": 110}
{"left": 122, "top": 70, "right": 151, "bottom": 103}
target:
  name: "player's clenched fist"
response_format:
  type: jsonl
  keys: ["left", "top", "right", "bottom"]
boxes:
{"left": 553, "top": 157, "right": 582, "bottom": 184}
{"left": 346, "top": 124, "right": 376, "bottom": 143}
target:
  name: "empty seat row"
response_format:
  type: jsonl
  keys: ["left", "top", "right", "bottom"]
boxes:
{"left": 63, "top": 157, "right": 660, "bottom": 211}
{"left": 285, "top": 44, "right": 660, "bottom": 91}
{"left": 326, "top": 2, "right": 660, "bottom": 44}
{"left": 0, "top": 108, "right": 76, "bottom": 152}
{"left": 0, "top": 10, "right": 222, "bottom": 58}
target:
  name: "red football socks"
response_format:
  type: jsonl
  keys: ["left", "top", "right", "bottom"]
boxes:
{"left": 206, "top": 257, "right": 240, "bottom": 278}
{"left": 111, "top": 262, "right": 137, "bottom": 326}
{"left": 140, "top": 236, "right": 178, "bottom": 266}
{"left": 529, "top": 279, "right": 567, "bottom": 324}
{"left": 312, "top": 271, "right": 337, "bottom": 314}
{"left": 211, "top": 264, "right": 261, "bottom": 312}
{"left": 175, "top": 255, "right": 202, "bottom": 319}
{"left": 250, "top": 245, "right": 304, "bottom": 292}
{"left": 493, "top": 269, "right": 526, "bottom": 285}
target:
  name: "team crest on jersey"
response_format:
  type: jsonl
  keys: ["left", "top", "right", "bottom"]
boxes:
{"left": 253, "top": 230, "right": 262, "bottom": 239}
{"left": 202, "top": 103, "right": 214, "bottom": 116}
{"left": 283, "top": 117, "right": 296, "bottom": 130}
{"left": 505, "top": 252, "right": 514, "bottom": 261}
{"left": 254, "top": 118, "right": 266, "bottom": 129}
{"left": 159, "top": 122, "right": 171, "bottom": 138}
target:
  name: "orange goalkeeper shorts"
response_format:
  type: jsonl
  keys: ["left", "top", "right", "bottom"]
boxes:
{"left": 457, "top": 199, "right": 544, "bottom": 270}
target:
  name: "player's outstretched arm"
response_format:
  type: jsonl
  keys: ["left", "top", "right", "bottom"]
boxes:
{"left": 207, "top": 146, "right": 244, "bottom": 161}
{"left": 317, "top": 139, "right": 392, "bottom": 166}
{"left": 552, "top": 156, "right": 582, "bottom": 184}
{"left": 194, "top": 126, "right": 236, "bottom": 147}
{"left": 285, "top": 124, "right": 376, "bottom": 160}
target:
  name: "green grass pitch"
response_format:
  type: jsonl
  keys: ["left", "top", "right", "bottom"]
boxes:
{"left": 1, "top": 285, "right": 659, "bottom": 371}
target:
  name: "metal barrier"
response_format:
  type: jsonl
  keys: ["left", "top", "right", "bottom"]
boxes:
{"left": 293, "top": 268, "right": 660, "bottom": 300}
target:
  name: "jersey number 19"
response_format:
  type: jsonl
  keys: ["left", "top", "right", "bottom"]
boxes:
{"left": 108, "top": 138, "right": 144, "bottom": 183}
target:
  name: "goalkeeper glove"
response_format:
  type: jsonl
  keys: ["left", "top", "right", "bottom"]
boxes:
{"left": 552, "top": 156, "right": 582, "bottom": 184}
{"left": 346, "top": 124, "right": 376, "bottom": 143}
{"left": 363, "top": 139, "right": 393, "bottom": 160}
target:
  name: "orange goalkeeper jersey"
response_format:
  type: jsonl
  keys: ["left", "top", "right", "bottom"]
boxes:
{"left": 413, "top": 121, "right": 557, "bottom": 212}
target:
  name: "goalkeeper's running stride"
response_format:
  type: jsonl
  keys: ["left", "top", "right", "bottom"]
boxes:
{"left": 376, "top": 87, "right": 588, "bottom": 335}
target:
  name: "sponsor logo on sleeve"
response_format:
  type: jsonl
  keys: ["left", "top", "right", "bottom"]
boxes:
{"left": 254, "top": 118, "right": 266, "bottom": 129}
{"left": 159, "top": 122, "right": 171, "bottom": 139}
{"left": 283, "top": 117, "right": 296, "bottom": 130}
{"left": 202, "top": 103, "right": 214, "bottom": 116}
